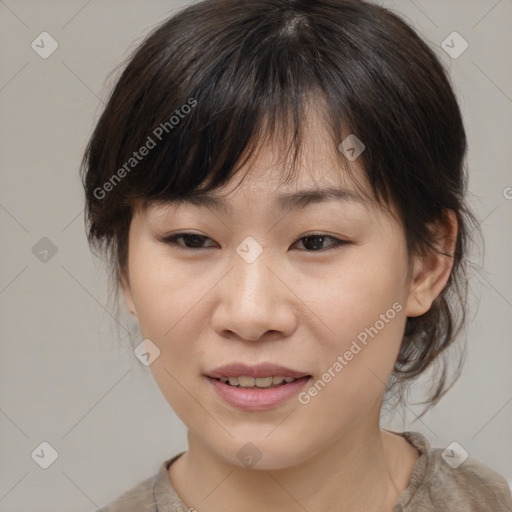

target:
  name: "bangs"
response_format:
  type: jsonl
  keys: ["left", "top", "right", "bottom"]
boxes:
{"left": 83, "top": 0, "right": 466, "bottom": 269}
{"left": 127, "top": 37, "right": 364, "bottom": 206}
{"left": 85, "top": 1, "right": 409, "bottom": 221}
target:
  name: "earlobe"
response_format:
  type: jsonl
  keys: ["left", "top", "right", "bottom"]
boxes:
{"left": 405, "top": 210, "right": 458, "bottom": 317}
{"left": 120, "top": 274, "right": 138, "bottom": 318}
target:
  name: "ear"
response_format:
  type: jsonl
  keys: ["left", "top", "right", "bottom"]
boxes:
{"left": 120, "top": 273, "right": 138, "bottom": 319}
{"left": 406, "top": 210, "right": 458, "bottom": 317}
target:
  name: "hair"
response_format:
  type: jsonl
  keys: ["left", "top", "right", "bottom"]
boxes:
{"left": 80, "top": 0, "right": 479, "bottom": 414}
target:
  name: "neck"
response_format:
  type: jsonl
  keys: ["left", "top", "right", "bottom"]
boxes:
{"left": 169, "top": 413, "right": 417, "bottom": 512}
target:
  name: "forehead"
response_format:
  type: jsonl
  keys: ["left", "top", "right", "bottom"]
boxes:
{"left": 190, "top": 119, "right": 373, "bottom": 207}
{"left": 144, "top": 151, "right": 378, "bottom": 224}
{"left": 142, "top": 110, "right": 384, "bottom": 219}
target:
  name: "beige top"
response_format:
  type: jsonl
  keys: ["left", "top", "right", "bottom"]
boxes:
{"left": 97, "top": 431, "right": 512, "bottom": 511}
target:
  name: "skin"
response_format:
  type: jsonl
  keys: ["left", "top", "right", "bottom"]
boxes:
{"left": 122, "top": 117, "right": 457, "bottom": 512}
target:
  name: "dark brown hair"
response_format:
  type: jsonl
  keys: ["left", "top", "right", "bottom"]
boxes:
{"left": 80, "top": 0, "right": 478, "bottom": 412}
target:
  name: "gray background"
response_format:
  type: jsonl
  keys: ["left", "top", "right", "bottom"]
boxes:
{"left": 0, "top": 1, "right": 511, "bottom": 510}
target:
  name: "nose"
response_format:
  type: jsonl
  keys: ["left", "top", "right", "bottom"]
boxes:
{"left": 211, "top": 252, "right": 298, "bottom": 342}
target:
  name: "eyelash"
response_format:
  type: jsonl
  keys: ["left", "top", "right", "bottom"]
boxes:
{"left": 161, "top": 232, "right": 348, "bottom": 252}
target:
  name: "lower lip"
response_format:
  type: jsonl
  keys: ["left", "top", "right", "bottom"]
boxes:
{"left": 206, "top": 376, "right": 311, "bottom": 411}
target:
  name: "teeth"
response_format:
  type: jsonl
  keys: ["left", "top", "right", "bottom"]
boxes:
{"left": 239, "top": 376, "right": 256, "bottom": 387}
{"left": 218, "top": 376, "right": 299, "bottom": 388}
{"left": 255, "top": 377, "right": 273, "bottom": 387}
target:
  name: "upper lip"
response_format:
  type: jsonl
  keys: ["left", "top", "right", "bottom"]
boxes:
{"left": 206, "top": 363, "right": 310, "bottom": 379}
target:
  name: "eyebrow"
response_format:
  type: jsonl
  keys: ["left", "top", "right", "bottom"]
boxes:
{"left": 169, "top": 186, "right": 368, "bottom": 214}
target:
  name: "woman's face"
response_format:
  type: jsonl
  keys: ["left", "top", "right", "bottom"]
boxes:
{"left": 122, "top": 125, "right": 423, "bottom": 470}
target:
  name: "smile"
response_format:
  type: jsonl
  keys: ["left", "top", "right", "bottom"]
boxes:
{"left": 217, "top": 376, "right": 299, "bottom": 388}
{"left": 206, "top": 375, "right": 312, "bottom": 411}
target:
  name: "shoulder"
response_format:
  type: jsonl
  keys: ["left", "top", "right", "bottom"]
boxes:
{"left": 396, "top": 431, "right": 512, "bottom": 511}
{"left": 428, "top": 448, "right": 512, "bottom": 510}
{"left": 97, "top": 474, "right": 157, "bottom": 512}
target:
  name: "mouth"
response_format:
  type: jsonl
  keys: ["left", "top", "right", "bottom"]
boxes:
{"left": 212, "top": 375, "right": 309, "bottom": 389}
{"left": 204, "top": 364, "right": 312, "bottom": 411}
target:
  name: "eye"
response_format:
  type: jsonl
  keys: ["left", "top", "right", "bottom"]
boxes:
{"left": 292, "top": 234, "right": 347, "bottom": 251}
{"left": 162, "top": 233, "right": 218, "bottom": 249}
{"left": 161, "top": 232, "right": 348, "bottom": 252}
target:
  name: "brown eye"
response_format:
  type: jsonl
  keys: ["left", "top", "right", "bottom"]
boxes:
{"left": 161, "top": 233, "right": 347, "bottom": 252}
{"left": 293, "top": 234, "right": 346, "bottom": 251}
{"left": 162, "top": 233, "right": 217, "bottom": 249}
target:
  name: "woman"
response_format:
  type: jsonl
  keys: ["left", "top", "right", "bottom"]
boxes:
{"left": 81, "top": 1, "right": 512, "bottom": 510}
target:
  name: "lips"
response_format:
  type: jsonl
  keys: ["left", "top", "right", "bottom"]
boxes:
{"left": 205, "top": 363, "right": 312, "bottom": 411}
{"left": 206, "top": 363, "right": 309, "bottom": 380}
{"left": 206, "top": 374, "right": 312, "bottom": 411}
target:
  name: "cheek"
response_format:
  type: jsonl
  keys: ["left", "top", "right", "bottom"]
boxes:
{"left": 294, "top": 282, "right": 407, "bottom": 434}
{"left": 127, "top": 248, "right": 217, "bottom": 408}
{"left": 303, "top": 249, "right": 408, "bottom": 344}
{"left": 128, "top": 249, "right": 212, "bottom": 424}
{"left": 298, "top": 246, "right": 409, "bottom": 394}
{"left": 129, "top": 246, "right": 206, "bottom": 340}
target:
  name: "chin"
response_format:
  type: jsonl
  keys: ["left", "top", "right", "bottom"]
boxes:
{"left": 210, "top": 435, "right": 315, "bottom": 471}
